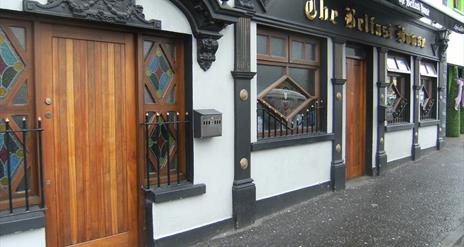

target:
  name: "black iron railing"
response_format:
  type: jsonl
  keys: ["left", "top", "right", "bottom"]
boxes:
{"left": 420, "top": 99, "right": 436, "bottom": 120}
{"left": 143, "top": 112, "right": 189, "bottom": 189}
{"left": 257, "top": 100, "right": 324, "bottom": 139}
{"left": 387, "top": 99, "right": 409, "bottom": 124}
{"left": 0, "top": 117, "right": 44, "bottom": 215}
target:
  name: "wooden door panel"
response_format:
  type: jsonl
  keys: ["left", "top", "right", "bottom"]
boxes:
{"left": 39, "top": 24, "right": 138, "bottom": 247}
{"left": 346, "top": 58, "right": 366, "bottom": 179}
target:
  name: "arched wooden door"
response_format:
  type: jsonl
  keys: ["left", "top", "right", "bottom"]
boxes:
{"left": 37, "top": 24, "right": 139, "bottom": 247}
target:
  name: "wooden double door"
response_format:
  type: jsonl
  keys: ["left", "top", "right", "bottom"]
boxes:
{"left": 38, "top": 24, "right": 139, "bottom": 246}
{"left": 346, "top": 55, "right": 367, "bottom": 179}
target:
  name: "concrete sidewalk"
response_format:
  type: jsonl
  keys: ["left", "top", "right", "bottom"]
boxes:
{"left": 193, "top": 137, "right": 464, "bottom": 247}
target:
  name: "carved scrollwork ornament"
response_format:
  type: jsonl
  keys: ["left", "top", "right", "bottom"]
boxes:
{"left": 23, "top": 0, "right": 161, "bottom": 29}
{"left": 235, "top": 0, "right": 255, "bottom": 10}
{"left": 197, "top": 37, "right": 219, "bottom": 71}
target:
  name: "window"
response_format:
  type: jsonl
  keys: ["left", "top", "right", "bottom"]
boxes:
{"left": 142, "top": 36, "right": 189, "bottom": 187}
{"left": 0, "top": 20, "right": 44, "bottom": 213}
{"left": 419, "top": 61, "right": 438, "bottom": 120}
{"left": 257, "top": 29, "right": 325, "bottom": 139}
{"left": 386, "top": 55, "right": 411, "bottom": 124}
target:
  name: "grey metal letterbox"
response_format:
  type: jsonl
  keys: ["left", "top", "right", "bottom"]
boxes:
{"left": 193, "top": 109, "right": 222, "bottom": 138}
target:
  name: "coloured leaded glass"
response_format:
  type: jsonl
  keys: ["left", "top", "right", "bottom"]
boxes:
{"left": 148, "top": 116, "right": 176, "bottom": 170}
{"left": 146, "top": 47, "right": 174, "bottom": 100}
{"left": 0, "top": 28, "right": 24, "bottom": 99}
{"left": 0, "top": 121, "right": 25, "bottom": 189}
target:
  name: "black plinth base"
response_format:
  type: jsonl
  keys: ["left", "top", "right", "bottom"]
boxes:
{"left": 331, "top": 160, "right": 346, "bottom": 191}
{"left": 232, "top": 180, "right": 256, "bottom": 229}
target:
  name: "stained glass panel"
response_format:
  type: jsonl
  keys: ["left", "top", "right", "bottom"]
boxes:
{"left": 167, "top": 85, "right": 176, "bottom": 104}
{"left": 12, "top": 82, "right": 28, "bottom": 105}
{"left": 146, "top": 46, "right": 174, "bottom": 100}
{"left": 148, "top": 116, "right": 176, "bottom": 170}
{"left": 144, "top": 86, "right": 154, "bottom": 104}
{"left": 10, "top": 27, "right": 26, "bottom": 50}
{"left": 0, "top": 120, "right": 24, "bottom": 189}
{"left": 0, "top": 28, "right": 24, "bottom": 99}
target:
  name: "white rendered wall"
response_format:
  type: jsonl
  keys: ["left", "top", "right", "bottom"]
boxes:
{"left": 0, "top": 229, "right": 46, "bottom": 247}
{"left": 419, "top": 126, "right": 437, "bottom": 149}
{"left": 447, "top": 31, "right": 464, "bottom": 67}
{"left": 252, "top": 141, "right": 332, "bottom": 200}
{"left": 385, "top": 130, "right": 413, "bottom": 162}
{"left": 142, "top": 1, "right": 236, "bottom": 239}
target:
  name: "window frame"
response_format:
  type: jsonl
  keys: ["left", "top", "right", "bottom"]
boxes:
{"left": 256, "top": 28, "right": 326, "bottom": 140}
{"left": 386, "top": 54, "right": 412, "bottom": 125}
{"left": 419, "top": 60, "right": 438, "bottom": 120}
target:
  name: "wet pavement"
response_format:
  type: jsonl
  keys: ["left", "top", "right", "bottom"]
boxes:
{"left": 194, "top": 137, "right": 464, "bottom": 247}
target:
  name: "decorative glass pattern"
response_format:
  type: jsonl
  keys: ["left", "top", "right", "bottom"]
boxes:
{"left": 0, "top": 121, "right": 24, "bottom": 188}
{"left": 0, "top": 28, "right": 24, "bottom": 99}
{"left": 148, "top": 116, "right": 176, "bottom": 170}
{"left": 146, "top": 47, "right": 174, "bottom": 100}
{"left": 260, "top": 75, "right": 310, "bottom": 120}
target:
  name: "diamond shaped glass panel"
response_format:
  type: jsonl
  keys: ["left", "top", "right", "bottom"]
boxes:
{"left": 146, "top": 46, "right": 174, "bottom": 100}
{"left": 148, "top": 116, "right": 176, "bottom": 170}
{"left": 261, "top": 76, "right": 309, "bottom": 119}
{"left": 0, "top": 28, "right": 24, "bottom": 99}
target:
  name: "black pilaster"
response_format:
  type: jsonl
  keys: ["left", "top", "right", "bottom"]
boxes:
{"left": 436, "top": 30, "right": 450, "bottom": 150}
{"left": 331, "top": 38, "right": 346, "bottom": 191}
{"left": 412, "top": 57, "right": 421, "bottom": 160}
{"left": 376, "top": 48, "right": 388, "bottom": 175}
{"left": 231, "top": 17, "right": 256, "bottom": 229}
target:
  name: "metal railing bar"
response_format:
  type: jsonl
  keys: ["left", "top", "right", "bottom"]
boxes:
{"left": 5, "top": 119, "right": 13, "bottom": 214}
{"left": 37, "top": 118, "right": 45, "bottom": 209}
{"left": 175, "top": 112, "right": 180, "bottom": 185}
{"left": 21, "top": 118, "right": 29, "bottom": 211}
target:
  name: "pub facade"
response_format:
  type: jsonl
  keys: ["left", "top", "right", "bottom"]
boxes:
{"left": 0, "top": 0, "right": 462, "bottom": 246}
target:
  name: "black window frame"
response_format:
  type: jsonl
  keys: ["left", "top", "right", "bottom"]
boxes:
{"left": 386, "top": 54, "right": 411, "bottom": 124}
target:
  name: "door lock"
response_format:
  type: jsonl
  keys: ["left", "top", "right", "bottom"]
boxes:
{"left": 45, "top": 98, "right": 53, "bottom": 105}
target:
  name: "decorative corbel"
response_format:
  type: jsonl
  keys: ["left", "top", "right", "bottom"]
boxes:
{"left": 197, "top": 36, "right": 219, "bottom": 71}
{"left": 169, "top": 0, "right": 245, "bottom": 71}
{"left": 435, "top": 29, "right": 450, "bottom": 61}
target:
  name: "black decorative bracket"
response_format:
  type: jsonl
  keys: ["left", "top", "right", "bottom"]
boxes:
{"left": 169, "top": 0, "right": 244, "bottom": 71}
{"left": 434, "top": 29, "right": 450, "bottom": 61}
{"left": 23, "top": 0, "right": 161, "bottom": 29}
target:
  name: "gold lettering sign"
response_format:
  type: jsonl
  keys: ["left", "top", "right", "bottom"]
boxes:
{"left": 304, "top": 0, "right": 426, "bottom": 48}
{"left": 305, "top": 0, "right": 338, "bottom": 24}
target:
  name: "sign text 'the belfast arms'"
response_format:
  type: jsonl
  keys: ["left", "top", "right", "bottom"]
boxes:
{"left": 304, "top": 0, "right": 427, "bottom": 48}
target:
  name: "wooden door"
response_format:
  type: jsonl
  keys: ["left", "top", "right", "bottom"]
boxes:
{"left": 38, "top": 24, "right": 138, "bottom": 247}
{"left": 346, "top": 57, "right": 366, "bottom": 179}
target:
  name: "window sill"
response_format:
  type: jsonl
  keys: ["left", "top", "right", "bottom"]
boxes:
{"left": 419, "top": 119, "right": 440, "bottom": 127}
{"left": 144, "top": 182, "right": 206, "bottom": 204}
{"left": 0, "top": 207, "right": 45, "bottom": 236}
{"left": 384, "top": 123, "right": 414, "bottom": 132}
{"left": 251, "top": 133, "right": 334, "bottom": 152}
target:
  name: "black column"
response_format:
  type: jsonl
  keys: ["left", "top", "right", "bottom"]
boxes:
{"left": 412, "top": 56, "right": 421, "bottom": 160}
{"left": 331, "top": 38, "right": 346, "bottom": 191}
{"left": 436, "top": 30, "right": 450, "bottom": 150}
{"left": 375, "top": 48, "right": 388, "bottom": 175}
{"left": 231, "top": 16, "right": 256, "bottom": 229}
